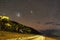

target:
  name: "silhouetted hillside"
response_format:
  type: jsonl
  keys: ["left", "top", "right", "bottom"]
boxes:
{"left": 0, "top": 16, "right": 41, "bottom": 34}
{"left": 42, "top": 30, "right": 60, "bottom": 37}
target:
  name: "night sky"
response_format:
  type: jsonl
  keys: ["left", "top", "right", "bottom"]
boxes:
{"left": 0, "top": 0, "right": 60, "bottom": 31}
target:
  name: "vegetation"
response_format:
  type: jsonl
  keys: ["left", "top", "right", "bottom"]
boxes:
{"left": 0, "top": 16, "right": 40, "bottom": 34}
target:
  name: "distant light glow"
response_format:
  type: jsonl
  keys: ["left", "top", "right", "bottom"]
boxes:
{"left": 17, "top": 12, "right": 21, "bottom": 17}
{"left": 30, "top": 10, "right": 33, "bottom": 14}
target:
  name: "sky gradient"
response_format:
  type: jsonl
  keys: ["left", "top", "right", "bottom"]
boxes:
{"left": 0, "top": 0, "right": 60, "bottom": 30}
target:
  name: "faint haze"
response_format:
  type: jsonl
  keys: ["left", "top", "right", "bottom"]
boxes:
{"left": 0, "top": 0, "right": 60, "bottom": 30}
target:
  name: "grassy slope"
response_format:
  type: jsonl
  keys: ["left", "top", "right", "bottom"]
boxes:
{"left": 0, "top": 31, "right": 59, "bottom": 40}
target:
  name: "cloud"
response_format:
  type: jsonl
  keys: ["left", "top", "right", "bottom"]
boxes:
{"left": 56, "top": 23, "right": 60, "bottom": 25}
{"left": 45, "top": 21, "right": 60, "bottom": 26}
{"left": 45, "top": 22, "right": 55, "bottom": 25}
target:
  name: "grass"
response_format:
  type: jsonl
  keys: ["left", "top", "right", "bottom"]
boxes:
{"left": 0, "top": 31, "right": 59, "bottom": 40}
